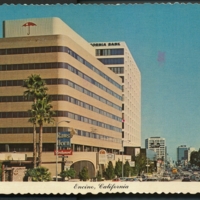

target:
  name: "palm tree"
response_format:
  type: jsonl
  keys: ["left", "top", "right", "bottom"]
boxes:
{"left": 29, "top": 95, "right": 55, "bottom": 166}
{"left": 23, "top": 74, "right": 48, "bottom": 168}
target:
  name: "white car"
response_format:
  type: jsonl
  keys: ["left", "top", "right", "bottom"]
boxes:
{"left": 161, "top": 176, "right": 171, "bottom": 181}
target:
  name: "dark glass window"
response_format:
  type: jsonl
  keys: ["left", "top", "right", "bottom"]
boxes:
{"left": 96, "top": 48, "right": 124, "bottom": 56}
{"left": 98, "top": 58, "right": 124, "bottom": 65}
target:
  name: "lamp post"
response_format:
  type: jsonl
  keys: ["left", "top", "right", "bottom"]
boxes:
{"left": 146, "top": 158, "right": 150, "bottom": 177}
{"left": 121, "top": 139, "right": 130, "bottom": 178}
{"left": 56, "top": 120, "right": 70, "bottom": 182}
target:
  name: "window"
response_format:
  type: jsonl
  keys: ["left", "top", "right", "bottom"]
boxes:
{"left": 98, "top": 58, "right": 124, "bottom": 65}
{"left": 96, "top": 48, "right": 124, "bottom": 56}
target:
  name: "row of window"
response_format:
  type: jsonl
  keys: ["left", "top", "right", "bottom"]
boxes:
{"left": 0, "top": 62, "right": 122, "bottom": 101}
{"left": 0, "top": 78, "right": 121, "bottom": 111}
{"left": 0, "top": 127, "right": 121, "bottom": 143}
{"left": 0, "top": 144, "right": 120, "bottom": 153}
{"left": 96, "top": 48, "right": 124, "bottom": 56}
{"left": 109, "top": 67, "right": 124, "bottom": 74}
{"left": 67, "top": 80, "right": 121, "bottom": 111}
{"left": 67, "top": 111, "right": 121, "bottom": 132}
{"left": 51, "top": 95, "right": 121, "bottom": 122}
{"left": 76, "top": 129, "right": 121, "bottom": 143}
{"left": 0, "top": 143, "right": 55, "bottom": 152}
{"left": 0, "top": 111, "right": 122, "bottom": 133}
{"left": 0, "top": 45, "right": 122, "bottom": 90}
{"left": 98, "top": 58, "right": 124, "bottom": 65}
{"left": 0, "top": 95, "right": 121, "bottom": 122}
{"left": 67, "top": 64, "right": 122, "bottom": 101}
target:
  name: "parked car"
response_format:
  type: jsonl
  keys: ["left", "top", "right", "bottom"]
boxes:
{"left": 112, "top": 178, "right": 121, "bottom": 182}
{"left": 160, "top": 177, "right": 170, "bottom": 181}
{"left": 182, "top": 177, "right": 190, "bottom": 182}
{"left": 162, "top": 176, "right": 171, "bottom": 181}
{"left": 174, "top": 175, "right": 181, "bottom": 179}
{"left": 146, "top": 177, "right": 158, "bottom": 182}
{"left": 119, "top": 177, "right": 129, "bottom": 182}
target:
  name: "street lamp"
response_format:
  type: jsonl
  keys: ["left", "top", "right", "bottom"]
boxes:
{"left": 56, "top": 120, "right": 70, "bottom": 182}
{"left": 121, "top": 139, "right": 130, "bottom": 178}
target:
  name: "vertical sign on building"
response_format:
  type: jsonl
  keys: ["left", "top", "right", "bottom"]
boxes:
{"left": 54, "top": 131, "right": 73, "bottom": 156}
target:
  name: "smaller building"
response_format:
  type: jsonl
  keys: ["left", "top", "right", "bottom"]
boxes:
{"left": 145, "top": 137, "right": 166, "bottom": 161}
{"left": 177, "top": 145, "right": 187, "bottom": 162}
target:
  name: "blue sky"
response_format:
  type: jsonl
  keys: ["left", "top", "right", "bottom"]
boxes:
{"left": 0, "top": 4, "right": 200, "bottom": 161}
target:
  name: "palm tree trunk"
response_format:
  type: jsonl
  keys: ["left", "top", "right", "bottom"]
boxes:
{"left": 33, "top": 123, "right": 37, "bottom": 168}
{"left": 38, "top": 124, "right": 43, "bottom": 167}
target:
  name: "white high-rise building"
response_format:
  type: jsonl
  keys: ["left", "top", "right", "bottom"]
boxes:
{"left": 145, "top": 137, "right": 166, "bottom": 161}
{"left": 91, "top": 42, "right": 141, "bottom": 147}
{"left": 184, "top": 147, "right": 195, "bottom": 162}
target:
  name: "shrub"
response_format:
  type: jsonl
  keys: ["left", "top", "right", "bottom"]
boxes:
{"left": 79, "top": 166, "right": 89, "bottom": 181}
{"left": 25, "top": 166, "right": 51, "bottom": 182}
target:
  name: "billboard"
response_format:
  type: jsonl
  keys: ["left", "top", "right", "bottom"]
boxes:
{"left": 58, "top": 131, "right": 71, "bottom": 149}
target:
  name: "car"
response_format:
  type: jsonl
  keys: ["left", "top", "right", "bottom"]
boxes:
{"left": 162, "top": 176, "right": 171, "bottom": 181}
{"left": 146, "top": 178, "right": 158, "bottom": 182}
{"left": 112, "top": 178, "right": 121, "bottom": 182}
{"left": 182, "top": 177, "right": 190, "bottom": 182}
{"left": 119, "top": 177, "right": 128, "bottom": 182}
{"left": 174, "top": 175, "right": 181, "bottom": 179}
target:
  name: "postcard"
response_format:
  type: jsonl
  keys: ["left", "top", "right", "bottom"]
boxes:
{"left": 0, "top": 3, "right": 200, "bottom": 194}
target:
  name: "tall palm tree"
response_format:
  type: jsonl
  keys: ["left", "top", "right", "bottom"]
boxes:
{"left": 29, "top": 95, "right": 55, "bottom": 166}
{"left": 23, "top": 74, "right": 48, "bottom": 168}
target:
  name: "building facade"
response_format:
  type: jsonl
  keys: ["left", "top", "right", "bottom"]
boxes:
{"left": 0, "top": 17, "right": 126, "bottom": 177}
{"left": 177, "top": 145, "right": 188, "bottom": 162}
{"left": 91, "top": 42, "right": 141, "bottom": 148}
{"left": 184, "top": 147, "right": 195, "bottom": 162}
{"left": 145, "top": 137, "right": 166, "bottom": 161}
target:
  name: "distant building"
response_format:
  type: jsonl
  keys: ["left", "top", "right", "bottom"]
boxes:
{"left": 177, "top": 145, "right": 188, "bottom": 162}
{"left": 92, "top": 42, "right": 141, "bottom": 148}
{"left": 184, "top": 147, "right": 195, "bottom": 162}
{"left": 145, "top": 137, "right": 166, "bottom": 161}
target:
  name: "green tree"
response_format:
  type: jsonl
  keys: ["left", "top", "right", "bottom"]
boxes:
{"left": 105, "top": 161, "right": 115, "bottom": 180}
{"left": 114, "top": 159, "right": 122, "bottom": 177}
{"left": 59, "top": 168, "right": 76, "bottom": 181}
{"left": 134, "top": 153, "right": 147, "bottom": 176}
{"left": 190, "top": 150, "right": 200, "bottom": 167}
{"left": 29, "top": 95, "right": 55, "bottom": 166}
{"left": 96, "top": 170, "right": 102, "bottom": 181}
{"left": 23, "top": 74, "right": 48, "bottom": 168}
{"left": 79, "top": 166, "right": 89, "bottom": 181}
{"left": 25, "top": 166, "right": 51, "bottom": 182}
{"left": 124, "top": 160, "right": 131, "bottom": 177}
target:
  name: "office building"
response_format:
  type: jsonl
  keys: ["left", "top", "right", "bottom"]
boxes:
{"left": 0, "top": 17, "right": 125, "bottom": 177}
{"left": 91, "top": 42, "right": 141, "bottom": 148}
{"left": 145, "top": 137, "right": 166, "bottom": 161}
{"left": 177, "top": 145, "right": 188, "bottom": 162}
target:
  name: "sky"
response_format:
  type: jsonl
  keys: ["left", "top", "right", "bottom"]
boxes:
{"left": 0, "top": 4, "right": 200, "bottom": 161}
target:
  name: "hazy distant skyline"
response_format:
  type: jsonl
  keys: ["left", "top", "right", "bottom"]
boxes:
{"left": 0, "top": 4, "right": 200, "bottom": 160}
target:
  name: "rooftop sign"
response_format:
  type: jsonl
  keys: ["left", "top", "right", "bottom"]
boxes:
{"left": 91, "top": 42, "right": 120, "bottom": 47}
